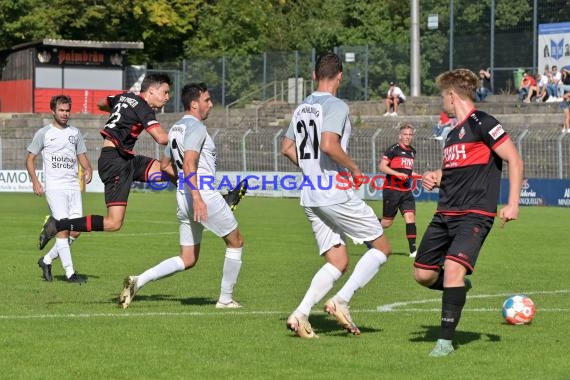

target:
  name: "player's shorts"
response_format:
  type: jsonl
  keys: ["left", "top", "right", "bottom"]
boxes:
{"left": 413, "top": 213, "right": 494, "bottom": 275}
{"left": 382, "top": 189, "right": 415, "bottom": 220}
{"left": 176, "top": 190, "right": 238, "bottom": 246}
{"left": 98, "top": 147, "right": 156, "bottom": 207}
{"left": 45, "top": 189, "right": 83, "bottom": 220}
{"left": 305, "top": 194, "right": 383, "bottom": 255}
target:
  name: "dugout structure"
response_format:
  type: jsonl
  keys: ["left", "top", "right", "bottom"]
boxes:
{"left": 0, "top": 39, "right": 143, "bottom": 114}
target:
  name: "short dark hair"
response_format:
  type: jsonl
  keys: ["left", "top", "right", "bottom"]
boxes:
{"left": 314, "top": 53, "right": 342, "bottom": 81}
{"left": 50, "top": 95, "right": 72, "bottom": 112}
{"left": 181, "top": 83, "right": 208, "bottom": 111}
{"left": 140, "top": 73, "right": 172, "bottom": 93}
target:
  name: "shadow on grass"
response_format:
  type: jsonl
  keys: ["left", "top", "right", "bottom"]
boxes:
{"left": 53, "top": 273, "right": 99, "bottom": 282}
{"left": 108, "top": 294, "right": 215, "bottom": 306}
{"left": 281, "top": 313, "right": 383, "bottom": 338}
{"left": 410, "top": 324, "right": 501, "bottom": 350}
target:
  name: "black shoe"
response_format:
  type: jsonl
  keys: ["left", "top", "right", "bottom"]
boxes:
{"left": 38, "top": 215, "right": 58, "bottom": 250}
{"left": 67, "top": 273, "right": 87, "bottom": 284}
{"left": 37, "top": 257, "right": 53, "bottom": 282}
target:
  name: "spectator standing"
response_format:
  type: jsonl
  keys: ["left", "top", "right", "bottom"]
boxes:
{"left": 384, "top": 82, "right": 406, "bottom": 116}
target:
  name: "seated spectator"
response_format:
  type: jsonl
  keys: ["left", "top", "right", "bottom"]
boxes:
{"left": 561, "top": 92, "right": 570, "bottom": 134}
{"left": 536, "top": 72, "right": 549, "bottom": 102}
{"left": 546, "top": 65, "right": 562, "bottom": 101}
{"left": 475, "top": 68, "right": 492, "bottom": 102}
{"left": 431, "top": 111, "right": 457, "bottom": 142}
{"left": 520, "top": 71, "right": 537, "bottom": 103}
{"left": 383, "top": 81, "right": 406, "bottom": 116}
{"left": 558, "top": 66, "right": 570, "bottom": 99}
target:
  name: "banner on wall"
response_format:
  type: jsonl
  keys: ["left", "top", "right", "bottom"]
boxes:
{"left": 2, "top": 170, "right": 569, "bottom": 208}
{"left": 538, "top": 22, "right": 570, "bottom": 72}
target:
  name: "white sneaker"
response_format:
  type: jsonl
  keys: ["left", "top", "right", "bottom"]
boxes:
{"left": 390, "top": 112, "right": 398, "bottom": 116}
{"left": 383, "top": 112, "right": 391, "bottom": 116}
{"left": 118, "top": 276, "right": 138, "bottom": 309}
{"left": 286, "top": 312, "right": 318, "bottom": 338}
{"left": 324, "top": 297, "right": 361, "bottom": 335}
{"left": 409, "top": 250, "right": 417, "bottom": 258}
{"left": 215, "top": 299, "right": 242, "bottom": 309}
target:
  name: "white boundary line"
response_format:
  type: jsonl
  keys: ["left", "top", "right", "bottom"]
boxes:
{"left": 376, "top": 289, "right": 570, "bottom": 312}
{"left": 0, "top": 289, "right": 568, "bottom": 320}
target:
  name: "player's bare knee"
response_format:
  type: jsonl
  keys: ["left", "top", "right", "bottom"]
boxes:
{"left": 414, "top": 269, "right": 435, "bottom": 286}
{"left": 104, "top": 219, "right": 123, "bottom": 231}
{"left": 381, "top": 219, "right": 393, "bottom": 228}
{"left": 224, "top": 229, "right": 243, "bottom": 248}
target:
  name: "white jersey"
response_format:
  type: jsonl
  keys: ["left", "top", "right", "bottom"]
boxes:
{"left": 27, "top": 124, "right": 87, "bottom": 191}
{"left": 166, "top": 115, "right": 217, "bottom": 194}
{"left": 286, "top": 91, "right": 354, "bottom": 207}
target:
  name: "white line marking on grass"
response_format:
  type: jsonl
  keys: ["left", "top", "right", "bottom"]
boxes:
{"left": 1, "top": 290, "right": 567, "bottom": 321}
{"left": 376, "top": 289, "right": 570, "bottom": 312}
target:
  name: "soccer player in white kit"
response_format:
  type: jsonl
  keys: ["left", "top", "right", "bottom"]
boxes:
{"left": 281, "top": 53, "right": 392, "bottom": 338}
{"left": 26, "top": 95, "right": 92, "bottom": 283}
{"left": 118, "top": 83, "right": 244, "bottom": 309}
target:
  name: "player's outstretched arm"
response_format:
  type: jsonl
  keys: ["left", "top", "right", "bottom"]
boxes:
{"left": 421, "top": 169, "right": 442, "bottom": 191}
{"left": 148, "top": 126, "right": 169, "bottom": 145}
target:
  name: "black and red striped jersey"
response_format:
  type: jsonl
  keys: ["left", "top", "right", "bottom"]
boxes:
{"left": 99, "top": 92, "right": 161, "bottom": 155}
{"left": 382, "top": 143, "right": 416, "bottom": 191}
{"left": 438, "top": 109, "right": 509, "bottom": 216}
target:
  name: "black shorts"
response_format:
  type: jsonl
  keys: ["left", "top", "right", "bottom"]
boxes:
{"left": 98, "top": 147, "right": 156, "bottom": 207}
{"left": 382, "top": 189, "right": 415, "bottom": 220}
{"left": 413, "top": 213, "right": 494, "bottom": 275}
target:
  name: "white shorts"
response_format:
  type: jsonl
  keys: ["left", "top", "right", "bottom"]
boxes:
{"left": 176, "top": 191, "right": 238, "bottom": 246}
{"left": 305, "top": 194, "right": 383, "bottom": 255}
{"left": 45, "top": 189, "right": 83, "bottom": 220}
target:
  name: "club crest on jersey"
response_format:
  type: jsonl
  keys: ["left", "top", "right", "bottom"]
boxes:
{"left": 68, "top": 135, "right": 77, "bottom": 144}
{"left": 458, "top": 127, "right": 466, "bottom": 139}
{"left": 488, "top": 124, "right": 504, "bottom": 140}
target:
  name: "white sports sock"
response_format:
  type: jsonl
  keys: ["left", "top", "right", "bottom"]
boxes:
{"left": 336, "top": 248, "right": 387, "bottom": 303}
{"left": 218, "top": 247, "right": 243, "bottom": 304}
{"left": 44, "top": 245, "right": 59, "bottom": 265}
{"left": 137, "top": 256, "right": 185, "bottom": 289}
{"left": 55, "top": 237, "right": 75, "bottom": 278}
{"left": 297, "top": 263, "right": 342, "bottom": 316}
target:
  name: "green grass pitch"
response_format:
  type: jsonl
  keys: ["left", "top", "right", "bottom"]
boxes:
{"left": 0, "top": 191, "right": 568, "bottom": 379}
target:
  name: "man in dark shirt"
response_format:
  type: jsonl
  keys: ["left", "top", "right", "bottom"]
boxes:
{"left": 38, "top": 73, "right": 172, "bottom": 250}
{"left": 414, "top": 68, "right": 523, "bottom": 357}
{"left": 378, "top": 123, "right": 418, "bottom": 257}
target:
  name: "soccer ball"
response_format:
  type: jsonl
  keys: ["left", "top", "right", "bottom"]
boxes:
{"left": 502, "top": 294, "right": 536, "bottom": 325}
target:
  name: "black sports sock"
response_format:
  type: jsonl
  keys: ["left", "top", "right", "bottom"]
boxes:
{"left": 58, "top": 215, "right": 105, "bottom": 232}
{"left": 406, "top": 223, "right": 417, "bottom": 252}
{"left": 428, "top": 269, "right": 445, "bottom": 290}
{"left": 440, "top": 286, "right": 467, "bottom": 340}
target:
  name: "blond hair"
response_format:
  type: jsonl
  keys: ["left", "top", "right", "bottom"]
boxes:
{"left": 436, "top": 68, "right": 478, "bottom": 101}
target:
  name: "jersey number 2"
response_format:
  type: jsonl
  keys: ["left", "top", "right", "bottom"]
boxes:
{"left": 296, "top": 120, "right": 319, "bottom": 160}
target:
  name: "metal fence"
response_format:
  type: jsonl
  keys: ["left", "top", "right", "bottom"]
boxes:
{"left": 143, "top": 1, "right": 568, "bottom": 113}
{"left": 4, "top": 126, "right": 570, "bottom": 180}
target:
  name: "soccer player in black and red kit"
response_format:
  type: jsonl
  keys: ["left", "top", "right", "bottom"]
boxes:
{"left": 378, "top": 124, "right": 418, "bottom": 258}
{"left": 38, "top": 74, "right": 172, "bottom": 251}
{"left": 414, "top": 69, "right": 523, "bottom": 357}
